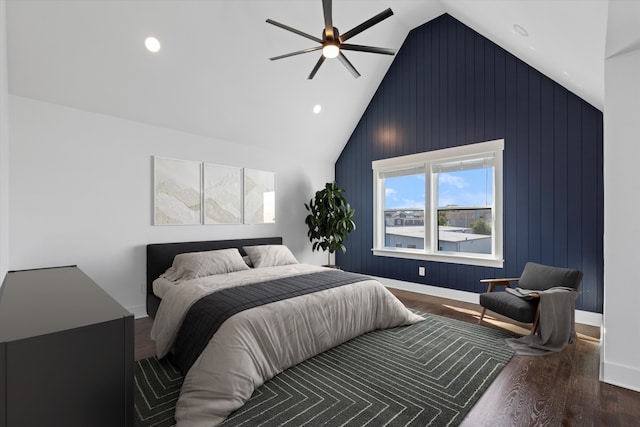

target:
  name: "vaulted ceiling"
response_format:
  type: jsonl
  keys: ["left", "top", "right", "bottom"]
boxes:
{"left": 6, "top": 1, "right": 615, "bottom": 163}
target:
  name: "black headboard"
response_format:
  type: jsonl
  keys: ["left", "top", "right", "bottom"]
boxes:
{"left": 145, "top": 237, "right": 283, "bottom": 318}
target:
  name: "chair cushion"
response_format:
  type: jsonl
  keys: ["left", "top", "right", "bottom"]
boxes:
{"left": 518, "top": 262, "right": 582, "bottom": 291}
{"left": 479, "top": 291, "right": 538, "bottom": 323}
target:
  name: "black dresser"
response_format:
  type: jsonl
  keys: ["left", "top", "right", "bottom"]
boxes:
{"left": 0, "top": 266, "right": 134, "bottom": 427}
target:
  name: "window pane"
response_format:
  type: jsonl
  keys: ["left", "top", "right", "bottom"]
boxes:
{"left": 437, "top": 167, "right": 493, "bottom": 255}
{"left": 384, "top": 173, "right": 425, "bottom": 249}
{"left": 437, "top": 168, "right": 493, "bottom": 207}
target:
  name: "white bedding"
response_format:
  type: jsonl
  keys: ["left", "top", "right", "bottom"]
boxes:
{"left": 152, "top": 277, "right": 174, "bottom": 299}
{"left": 150, "top": 264, "right": 423, "bottom": 427}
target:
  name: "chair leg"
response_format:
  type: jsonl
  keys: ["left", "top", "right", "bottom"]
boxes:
{"left": 478, "top": 307, "right": 487, "bottom": 324}
{"left": 530, "top": 305, "right": 541, "bottom": 335}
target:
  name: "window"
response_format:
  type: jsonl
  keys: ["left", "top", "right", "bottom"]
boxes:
{"left": 372, "top": 140, "right": 504, "bottom": 267}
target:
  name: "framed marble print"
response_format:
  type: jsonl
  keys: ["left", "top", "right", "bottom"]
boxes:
{"left": 243, "top": 169, "right": 275, "bottom": 224}
{"left": 203, "top": 163, "right": 242, "bottom": 224}
{"left": 153, "top": 157, "right": 202, "bottom": 225}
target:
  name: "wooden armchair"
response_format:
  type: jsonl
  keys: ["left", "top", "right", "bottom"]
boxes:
{"left": 478, "top": 262, "right": 583, "bottom": 334}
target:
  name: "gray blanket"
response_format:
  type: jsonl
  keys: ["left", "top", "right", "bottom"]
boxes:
{"left": 503, "top": 286, "right": 578, "bottom": 356}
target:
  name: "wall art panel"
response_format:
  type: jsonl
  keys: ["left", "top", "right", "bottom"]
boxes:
{"left": 203, "top": 163, "right": 242, "bottom": 224}
{"left": 153, "top": 156, "right": 201, "bottom": 225}
{"left": 243, "top": 169, "right": 275, "bottom": 224}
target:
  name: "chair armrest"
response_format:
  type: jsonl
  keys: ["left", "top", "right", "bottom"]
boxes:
{"left": 480, "top": 277, "right": 521, "bottom": 292}
{"left": 479, "top": 278, "right": 520, "bottom": 284}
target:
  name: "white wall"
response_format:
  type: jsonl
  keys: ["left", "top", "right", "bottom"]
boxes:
{"left": 602, "top": 45, "right": 640, "bottom": 391}
{"left": 8, "top": 95, "right": 333, "bottom": 317}
{"left": 0, "top": 0, "right": 9, "bottom": 282}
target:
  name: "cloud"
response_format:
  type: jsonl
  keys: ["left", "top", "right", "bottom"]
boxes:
{"left": 386, "top": 188, "right": 397, "bottom": 197}
{"left": 439, "top": 173, "right": 467, "bottom": 189}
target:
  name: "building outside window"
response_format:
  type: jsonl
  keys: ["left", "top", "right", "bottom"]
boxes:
{"left": 372, "top": 139, "right": 504, "bottom": 268}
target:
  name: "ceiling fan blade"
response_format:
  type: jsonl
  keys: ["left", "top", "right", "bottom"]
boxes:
{"left": 338, "top": 52, "right": 361, "bottom": 78}
{"left": 266, "top": 19, "right": 323, "bottom": 44}
{"left": 322, "top": 0, "right": 334, "bottom": 39}
{"left": 308, "top": 55, "right": 326, "bottom": 80}
{"left": 340, "top": 8, "right": 394, "bottom": 42}
{"left": 270, "top": 46, "right": 323, "bottom": 61}
{"left": 340, "top": 43, "right": 396, "bottom": 55}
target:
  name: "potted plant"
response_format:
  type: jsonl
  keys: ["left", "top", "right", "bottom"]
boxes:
{"left": 304, "top": 181, "right": 356, "bottom": 267}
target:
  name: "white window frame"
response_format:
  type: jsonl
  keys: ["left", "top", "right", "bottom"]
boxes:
{"left": 372, "top": 139, "right": 504, "bottom": 268}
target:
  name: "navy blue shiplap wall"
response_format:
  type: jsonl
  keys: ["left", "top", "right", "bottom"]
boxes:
{"left": 335, "top": 14, "right": 603, "bottom": 313}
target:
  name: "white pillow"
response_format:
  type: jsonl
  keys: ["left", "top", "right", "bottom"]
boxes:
{"left": 160, "top": 248, "right": 249, "bottom": 282}
{"left": 243, "top": 245, "right": 298, "bottom": 268}
{"left": 242, "top": 255, "right": 253, "bottom": 268}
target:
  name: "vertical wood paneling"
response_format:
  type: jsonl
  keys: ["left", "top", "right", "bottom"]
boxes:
{"left": 474, "top": 35, "right": 486, "bottom": 142}
{"left": 567, "top": 94, "right": 584, "bottom": 309}
{"left": 528, "top": 69, "right": 542, "bottom": 263}
{"left": 553, "top": 86, "right": 569, "bottom": 266}
{"left": 335, "top": 14, "right": 603, "bottom": 312}
{"left": 581, "top": 105, "right": 600, "bottom": 312}
{"left": 515, "top": 60, "right": 530, "bottom": 272}
{"left": 484, "top": 42, "right": 496, "bottom": 139}
{"left": 465, "top": 25, "right": 476, "bottom": 143}
{"left": 408, "top": 32, "right": 418, "bottom": 156}
{"left": 503, "top": 52, "right": 519, "bottom": 278}
{"left": 596, "top": 119, "right": 604, "bottom": 313}
{"left": 539, "top": 77, "right": 555, "bottom": 266}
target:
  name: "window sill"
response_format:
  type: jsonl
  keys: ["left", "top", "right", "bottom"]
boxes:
{"left": 372, "top": 248, "right": 504, "bottom": 268}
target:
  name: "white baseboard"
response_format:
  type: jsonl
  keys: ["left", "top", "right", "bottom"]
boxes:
{"left": 126, "top": 304, "right": 148, "bottom": 319}
{"left": 600, "top": 360, "right": 640, "bottom": 393}
{"left": 576, "top": 310, "right": 603, "bottom": 327}
{"left": 375, "top": 275, "right": 602, "bottom": 327}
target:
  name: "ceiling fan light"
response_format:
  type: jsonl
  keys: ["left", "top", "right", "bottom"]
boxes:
{"left": 322, "top": 43, "right": 340, "bottom": 59}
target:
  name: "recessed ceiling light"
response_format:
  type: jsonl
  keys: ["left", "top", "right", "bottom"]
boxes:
{"left": 145, "top": 37, "right": 161, "bottom": 53}
{"left": 313, "top": 104, "right": 322, "bottom": 114}
{"left": 512, "top": 24, "right": 528, "bottom": 37}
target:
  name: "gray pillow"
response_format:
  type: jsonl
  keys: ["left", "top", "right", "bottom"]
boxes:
{"left": 518, "top": 262, "right": 581, "bottom": 291}
{"left": 160, "top": 248, "right": 249, "bottom": 282}
{"left": 243, "top": 245, "right": 298, "bottom": 268}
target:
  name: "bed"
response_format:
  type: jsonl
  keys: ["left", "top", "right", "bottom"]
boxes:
{"left": 146, "top": 237, "right": 423, "bottom": 427}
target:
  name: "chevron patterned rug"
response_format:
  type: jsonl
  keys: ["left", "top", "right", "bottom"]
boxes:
{"left": 134, "top": 311, "right": 515, "bottom": 427}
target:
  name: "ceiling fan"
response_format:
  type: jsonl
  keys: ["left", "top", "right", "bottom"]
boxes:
{"left": 266, "top": 0, "right": 396, "bottom": 79}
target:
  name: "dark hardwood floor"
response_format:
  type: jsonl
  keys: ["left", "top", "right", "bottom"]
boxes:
{"left": 134, "top": 289, "right": 640, "bottom": 426}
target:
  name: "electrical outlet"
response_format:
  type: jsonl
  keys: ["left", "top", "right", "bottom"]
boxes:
{"left": 418, "top": 266, "right": 426, "bottom": 277}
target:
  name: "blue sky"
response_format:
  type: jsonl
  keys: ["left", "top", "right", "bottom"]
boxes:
{"left": 385, "top": 168, "right": 493, "bottom": 209}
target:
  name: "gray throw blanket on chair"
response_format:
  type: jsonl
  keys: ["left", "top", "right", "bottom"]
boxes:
{"left": 503, "top": 287, "right": 578, "bottom": 356}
